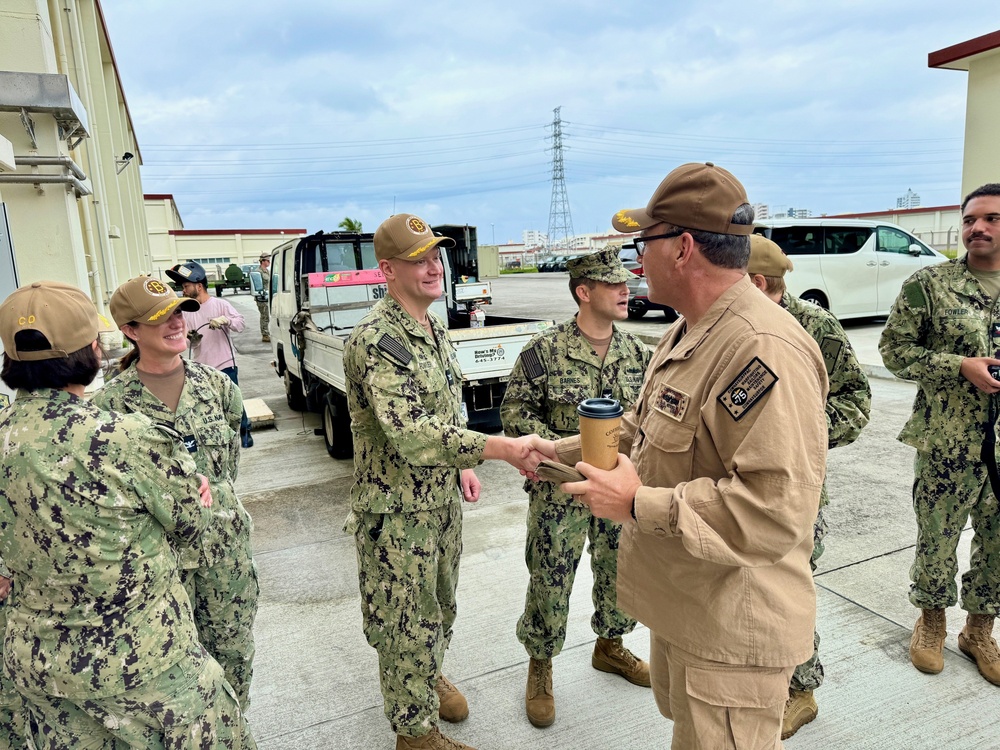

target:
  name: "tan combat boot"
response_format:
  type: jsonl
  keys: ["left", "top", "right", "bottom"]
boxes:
{"left": 525, "top": 657, "right": 555, "bottom": 728}
{"left": 958, "top": 613, "right": 1000, "bottom": 686}
{"left": 592, "top": 637, "right": 652, "bottom": 687}
{"left": 434, "top": 674, "right": 469, "bottom": 723}
{"left": 781, "top": 688, "right": 818, "bottom": 740}
{"left": 909, "top": 608, "right": 946, "bottom": 674}
{"left": 395, "top": 727, "right": 475, "bottom": 750}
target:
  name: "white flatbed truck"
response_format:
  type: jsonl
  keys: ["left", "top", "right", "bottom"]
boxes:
{"left": 263, "top": 230, "right": 551, "bottom": 458}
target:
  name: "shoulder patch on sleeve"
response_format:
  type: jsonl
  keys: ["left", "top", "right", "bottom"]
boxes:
{"left": 520, "top": 346, "right": 545, "bottom": 381}
{"left": 819, "top": 336, "right": 843, "bottom": 376}
{"left": 717, "top": 357, "right": 778, "bottom": 421}
{"left": 902, "top": 280, "right": 926, "bottom": 310}
{"left": 377, "top": 333, "right": 412, "bottom": 367}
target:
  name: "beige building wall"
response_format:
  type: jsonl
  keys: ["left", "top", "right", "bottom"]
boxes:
{"left": 962, "top": 52, "right": 1000, "bottom": 197}
{"left": 144, "top": 193, "right": 305, "bottom": 282}
{"left": 0, "top": 0, "right": 153, "bottom": 312}
{"left": 930, "top": 31, "right": 1000, "bottom": 203}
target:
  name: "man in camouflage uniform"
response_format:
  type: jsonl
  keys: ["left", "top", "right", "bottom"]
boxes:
{"left": 747, "top": 234, "right": 872, "bottom": 737}
{"left": 256, "top": 252, "right": 272, "bottom": 343}
{"left": 880, "top": 183, "right": 1000, "bottom": 688}
{"left": 501, "top": 247, "right": 652, "bottom": 728}
{"left": 343, "top": 214, "right": 548, "bottom": 750}
{"left": 0, "top": 556, "right": 27, "bottom": 749}
{"left": 95, "top": 275, "right": 258, "bottom": 710}
{"left": 0, "top": 281, "right": 254, "bottom": 747}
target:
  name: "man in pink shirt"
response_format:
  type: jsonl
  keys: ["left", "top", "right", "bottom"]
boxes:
{"left": 166, "top": 261, "right": 253, "bottom": 447}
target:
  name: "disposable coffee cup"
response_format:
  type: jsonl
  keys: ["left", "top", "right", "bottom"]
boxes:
{"left": 578, "top": 398, "right": 624, "bottom": 471}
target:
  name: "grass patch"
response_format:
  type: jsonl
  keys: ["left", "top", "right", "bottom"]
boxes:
{"left": 500, "top": 267, "right": 538, "bottom": 274}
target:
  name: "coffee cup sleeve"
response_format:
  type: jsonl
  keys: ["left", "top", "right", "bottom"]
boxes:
{"left": 536, "top": 460, "right": 586, "bottom": 484}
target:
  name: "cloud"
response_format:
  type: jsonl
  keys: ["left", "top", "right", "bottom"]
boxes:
{"left": 99, "top": 0, "right": 995, "bottom": 239}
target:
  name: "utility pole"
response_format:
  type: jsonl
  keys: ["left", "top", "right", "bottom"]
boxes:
{"left": 546, "top": 107, "right": 574, "bottom": 250}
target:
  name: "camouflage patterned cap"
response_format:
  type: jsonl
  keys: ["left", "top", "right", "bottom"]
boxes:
{"left": 0, "top": 280, "right": 99, "bottom": 361}
{"left": 748, "top": 234, "right": 794, "bottom": 277}
{"left": 566, "top": 247, "right": 633, "bottom": 283}
{"left": 374, "top": 214, "right": 455, "bottom": 262}
{"left": 109, "top": 275, "right": 200, "bottom": 327}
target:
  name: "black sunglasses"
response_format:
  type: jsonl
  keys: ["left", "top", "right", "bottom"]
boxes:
{"left": 634, "top": 229, "right": 685, "bottom": 258}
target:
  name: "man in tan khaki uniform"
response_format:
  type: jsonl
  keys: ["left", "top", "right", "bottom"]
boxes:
{"left": 535, "top": 163, "right": 829, "bottom": 748}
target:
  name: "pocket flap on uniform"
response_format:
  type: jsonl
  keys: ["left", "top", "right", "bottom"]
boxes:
{"left": 643, "top": 415, "right": 696, "bottom": 454}
{"left": 685, "top": 665, "right": 788, "bottom": 709}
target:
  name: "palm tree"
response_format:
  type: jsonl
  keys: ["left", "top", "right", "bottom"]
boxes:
{"left": 338, "top": 217, "right": 363, "bottom": 232}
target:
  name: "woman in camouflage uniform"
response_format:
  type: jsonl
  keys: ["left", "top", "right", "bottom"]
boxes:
{"left": 95, "top": 276, "right": 259, "bottom": 711}
{"left": 0, "top": 280, "right": 254, "bottom": 748}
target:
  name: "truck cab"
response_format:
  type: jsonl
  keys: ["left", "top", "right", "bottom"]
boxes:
{"left": 265, "top": 229, "right": 551, "bottom": 459}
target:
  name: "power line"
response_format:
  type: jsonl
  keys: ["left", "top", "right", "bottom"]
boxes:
{"left": 547, "top": 107, "right": 574, "bottom": 248}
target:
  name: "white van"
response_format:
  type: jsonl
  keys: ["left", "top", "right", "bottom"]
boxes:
{"left": 754, "top": 219, "right": 947, "bottom": 320}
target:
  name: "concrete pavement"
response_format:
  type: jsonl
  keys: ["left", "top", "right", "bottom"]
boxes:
{"left": 223, "top": 276, "right": 997, "bottom": 750}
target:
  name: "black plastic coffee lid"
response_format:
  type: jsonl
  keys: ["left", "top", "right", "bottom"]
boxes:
{"left": 577, "top": 397, "right": 624, "bottom": 419}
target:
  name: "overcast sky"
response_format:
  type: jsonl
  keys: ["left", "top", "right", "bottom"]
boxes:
{"left": 101, "top": 1, "right": 995, "bottom": 244}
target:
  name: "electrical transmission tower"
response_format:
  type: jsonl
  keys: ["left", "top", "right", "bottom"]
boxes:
{"left": 546, "top": 107, "right": 574, "bottom": 249}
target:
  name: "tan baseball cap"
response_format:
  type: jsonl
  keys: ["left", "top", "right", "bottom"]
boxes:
{"left": 374, "top": 214, "right": 455, "bottom": 262}
{"left": 0, "top": 281, "right": 99, "bottom": 361}
{"left": 612, "top": 162, "right": 753, "bottom": 236}
{"left": 566, "top": 247, "right": 633, "bottom": 283}
{"left": 258, "top": 253, "right": 270, "bottom": 262}
{"left": 109, "top": 276, "right": 200, "bottom": 327}
{"left": 748, "top": 235, "right": 794, "bottom": 277}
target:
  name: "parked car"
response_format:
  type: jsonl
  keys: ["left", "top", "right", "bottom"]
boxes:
{"left": 754, "top": 219, "right": 947, "bottom": 320}
{"left": 551, "top": 254, "right": 587, "bottom": 272}
{"left": 627, "top": 274, "right": 677, "bottom": 321}
{"left": 619, "top": 244, "right": 642, "bottom": 275}
{"left": 538, "top": 255, "right": 566, "bottom": 272}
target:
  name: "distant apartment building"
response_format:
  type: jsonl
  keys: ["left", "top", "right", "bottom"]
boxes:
{"left": 897, "top": 189, "right": 921, "bottom": 209}
{"left": 753, "top": 203, "right": 770, "bottom": 220}
{"left": 523, "top": 229, "right": 547, "bottom": 247}
{"left": 771, "top": 206, "right": 812, "bottom": 219}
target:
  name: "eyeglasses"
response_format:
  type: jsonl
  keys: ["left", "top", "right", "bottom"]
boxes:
{"left": 634, "top": 229, "right": 685, "bottom": 258}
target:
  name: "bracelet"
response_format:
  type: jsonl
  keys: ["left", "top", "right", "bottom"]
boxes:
{"left": 630, "top": 496, "right": 637, "bottom": 520}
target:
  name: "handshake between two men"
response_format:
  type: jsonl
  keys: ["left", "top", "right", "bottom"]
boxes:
{"left": 483, "top": 433, "right": 641, "bottom": 528}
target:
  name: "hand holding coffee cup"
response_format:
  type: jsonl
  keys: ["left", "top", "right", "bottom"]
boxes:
{"left": 577, "top": 398, "right": 624, "bottom": 471}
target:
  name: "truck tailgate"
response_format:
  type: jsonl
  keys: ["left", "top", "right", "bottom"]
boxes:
{"left": 302, "top": 329, "right": 349, "bottom": 393}
{"left": 449, "top": 320, "right": 552, "bottom": 382}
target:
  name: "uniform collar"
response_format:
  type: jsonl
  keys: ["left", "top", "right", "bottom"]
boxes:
{"left": 14, "top": 387, "right": 82, "bottom": 404}
{"left": 384, "top": 295, "right": 445, "bottom": 341}
{"left": 952, "top": 255, "right": 994, "bottom": 308}
{"left": 568, "top": 317, "right": 625, "bottom": 366}
{"left": 664, "top": 275, "right": 753, "bottom": 362}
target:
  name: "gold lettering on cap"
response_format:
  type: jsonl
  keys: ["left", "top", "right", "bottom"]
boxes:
{"left": 148, "top": 298, "right": 180, "bottom": 321}
{"left": 407, "top": 217, "right": 427, "bottom": 233}
{"left": 408, "top": 239, "right": 436, "bottom": 257}
{"left": 615, "top": 210, "right": 640, "bottom": 229}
